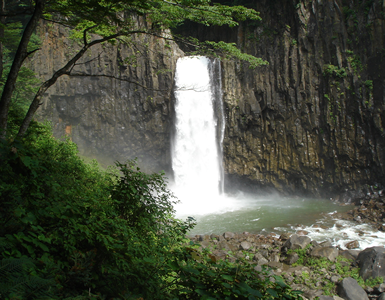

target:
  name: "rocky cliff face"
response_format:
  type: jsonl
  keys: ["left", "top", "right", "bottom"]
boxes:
{"left": 32, "top": 1, "right": 385, "bottom": 197}
{"left": 215, "top": 0, "right": 385, "bottom": 197}
{"left": 32, "top": 16, "right": 183, "bottom": 172}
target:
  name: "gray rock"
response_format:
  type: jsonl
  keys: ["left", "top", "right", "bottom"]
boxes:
{"left": 270, "top": 253, "right": 280, "bottom": 263}
{"left": 259, "top": 249, "right": 269, "bottom": 258}
{"left": 200, "top": 240, "right": 211, "bottom": 248}
{"left": 253, "top": 253, "right": 268, "bottom": 265}
{"left": 240, "top": 241, "right": 252, "bottom": 250}
{"left": 336, "top": 277, "right": 369, "bottom": 300}
{"left": 311, "top": 247, "right": 339, "bottom": 262}
{"left": 198, "top": 234, "right": 210, "bottom": 241}
{"left": 268, "top": 261, "right": 283, "bottom": 269}
{"left": 223, "top": 232, "right": 235, "bottom": 239}
{"left": 285, "top": 252, "right": 299, "bottom": 265}
{"left": 316, "top": 296, "right": 344, "bottom": 300}
{"left": 357, "top": 247, "right": 385, "bottom": 280}
{"left": 218, "top": 241, "right": 231, "bottom": 251}
{"left": 331, "top": 275, "right": 340, "bottom": 283}
{"left": 210, "top": 234, "right": 219, "bottom": 240}
{"left": 345, "top": 240, "right": 360, "bottom": 249}
{"left": 303, "top": 289, "right": 323, "bottom": 299}
{"left": 283, "top": 234, "right": 311, "bottom": 250}
{"left": 319, "top": 241, "right": 333, "bottom": 248}
{"left": 280, "top": 233, "right": 291, "bottom": 241}
{"left": 340, "top": 249, "right": 360, "bottom": 260}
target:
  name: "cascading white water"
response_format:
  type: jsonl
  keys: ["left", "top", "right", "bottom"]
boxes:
{"left": 172, "top": 56, "right": 227, "bottom": 215}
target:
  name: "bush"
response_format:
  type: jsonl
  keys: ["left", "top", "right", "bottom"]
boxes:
{"left": 0, "top": 122, "right": 301, "bottom": 299}
{"left": 0, "top": 123, "right": 193, "bottom": 298}
{"left": 167, "top": 245, "right": 302, "bottom": 299}
{"left": 323, "top": 64, "right": 348, "bottom": 78}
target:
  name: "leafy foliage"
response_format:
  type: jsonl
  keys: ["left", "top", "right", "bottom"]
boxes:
{"left": 323, "top": 64, "right": 348, "bottom": 79}
{"left": 0, "top": 257, "right": 55, "bottom": 299}
{"left": 0, "top": 121, "right": 302, "bottom": 299}
{"left": 168, "top": 246, "right": 302, "bottom": 299}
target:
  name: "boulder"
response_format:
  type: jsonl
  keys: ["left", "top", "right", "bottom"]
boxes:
{"left": 340, "top": 249, "right": 360, "bottom": 260}
{"left": 311, "top": 247, "right": 339, "bottom": 262}
{"left": 223, "top": 232, "right": 235, "bottom": 239}
{"left": 336, "top": 277, "right": 369, "bottom": 300}
{"left": 280, "top": 233, "right": 291, "bottom": 241}
{"left": 345, "top": 240, "right": 360, "bottom": 249}
{"left": 303, "top": 289, "right": 323, "bottom": 299}
{"left": 218, "top": 241, "right": 232, "bottom": 252}
{"left": 198, "top": 234, "right": 210, "bottom": 241}
{"left": 318, "top": 296, "right": 334, "bottom": 300}
{"left": 357, "top": 247, "right": 385, "bottom": 280}
{"left": 319, "top": 241, "right": 333, "bottom": 248}
{"left": 253, "top": 253, "right": 268, "bottom": 265}
{"left": 284, "top": 252, "right": 299, "bottom": 265}
{"left": 283, "top": 234, "right": 311, "bottom": 250}
{"left": 240, "top": 241, "right": 252, "bottom": 250}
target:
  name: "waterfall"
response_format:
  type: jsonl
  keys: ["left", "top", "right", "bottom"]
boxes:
{"left": 172, "top": 56, "right": 225, "bottom": 215}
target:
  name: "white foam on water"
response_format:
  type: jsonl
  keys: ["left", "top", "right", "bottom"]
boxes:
{"left": 296, "top": 215, "right": 385, "bottom": 250}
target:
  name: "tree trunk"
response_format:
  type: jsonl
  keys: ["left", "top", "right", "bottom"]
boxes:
{"left": 0, "top": 0, "right": 45, "bottom": 138}
{"left": 0, "top": 0, "right": 5, "bottom": 80}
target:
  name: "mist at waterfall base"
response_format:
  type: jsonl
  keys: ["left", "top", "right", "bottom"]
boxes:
{"left": 170, "top": 56, "right": 385, "bottom": 250}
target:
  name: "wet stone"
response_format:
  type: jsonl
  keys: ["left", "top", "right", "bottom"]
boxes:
{"left": 345, "top": 240, "right": 360, "bottom": 249}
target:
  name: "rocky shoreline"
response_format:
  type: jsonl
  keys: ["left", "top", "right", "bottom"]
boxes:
{"left": 189, "top": 194, "right": 385, "bottom": 300}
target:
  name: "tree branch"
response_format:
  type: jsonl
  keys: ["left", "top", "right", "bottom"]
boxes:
{"left": 17, "top": 30, "right": 148, "bottom": 137}
{"left": 27, "top": 48, "right": 41, "bottom": 57}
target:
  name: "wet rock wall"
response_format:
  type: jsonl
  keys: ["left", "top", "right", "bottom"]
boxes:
{"left": 31, "top": 1, "right": 385, "bottom": 197}
{"left": 32, "top": 16, "right": 183, "bottom": 172}
{"left": 216, "top": 0, "right": 385, "bottom": 197}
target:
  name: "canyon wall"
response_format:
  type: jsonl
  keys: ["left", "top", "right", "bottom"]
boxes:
{"left": 33, "top": 0, "right": 385, "bottom": 197}
{"left": 32, "top": 17, "right": 183, "bottom": 172}
{"left": 216, "top": 0, "right": 385, "bottom": 197}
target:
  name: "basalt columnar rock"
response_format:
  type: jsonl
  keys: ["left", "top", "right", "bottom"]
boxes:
{"left": 216, "top": 0, "right": 385, "bottom": 197}
{"left": 31, "top": 17, "right": 183, "bottom": 172}
{"left": 31, "top": 0, "right": 385, "bottom": 196}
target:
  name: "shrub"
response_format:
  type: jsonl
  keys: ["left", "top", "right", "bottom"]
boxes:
{"left": 0, "top": 122, "right": 301, "bottom": 299}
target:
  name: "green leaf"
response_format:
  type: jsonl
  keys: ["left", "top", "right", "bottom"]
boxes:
{"left": 221, "top": 274, "right": 234, "bottom": 281}
{"left": 267, "top": 288, "right": 279, "bottom": 298}
{"left": 221, "top": 282, "right": 231, "bottom": 288}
